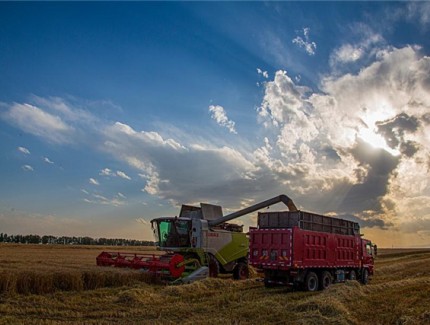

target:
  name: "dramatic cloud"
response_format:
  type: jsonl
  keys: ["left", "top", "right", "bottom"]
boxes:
{"left": 103, "top": 121, "right": 256, "bottom": 206}
{"left": 18, "top": 147, "right": 30, "bottom": 155}
{"left": 209, "top": 105, "right": 237, "bottom": 134}
{"left": 257, "top": 45, "right": 430, "bottom": 235}
{"left": 292, "top": 27, "right": 317, "bottom": 56}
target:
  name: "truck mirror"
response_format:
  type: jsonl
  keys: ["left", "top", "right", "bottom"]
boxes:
{"left": 374, "top": 245, "right": 378, "bottom": 256}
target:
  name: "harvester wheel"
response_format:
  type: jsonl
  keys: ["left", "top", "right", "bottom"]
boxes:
{"left": 233, "top": 262, "right": 249, "bottom": 280}
{"left": 208, "top": 255, "right": 219, "bottom": 278}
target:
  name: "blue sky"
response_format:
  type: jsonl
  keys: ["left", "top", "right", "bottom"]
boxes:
{"left": 1, "top": 2, "right": 430, "bottom": 247}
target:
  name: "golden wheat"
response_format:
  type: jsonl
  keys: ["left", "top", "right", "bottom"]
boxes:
{"left": 0, "top": 244, "right": 429, "bottom": 324}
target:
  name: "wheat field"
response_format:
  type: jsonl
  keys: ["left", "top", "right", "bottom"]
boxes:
{"left": 0, "top": 244, "right": 429, "bottom": 324}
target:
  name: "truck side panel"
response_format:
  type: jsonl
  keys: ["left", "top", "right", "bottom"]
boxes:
{"left": 249, "top": 226, "right": 361, "bottom": 270}
{"left": 293, "top": 227, "right": 360, "bottom": 268}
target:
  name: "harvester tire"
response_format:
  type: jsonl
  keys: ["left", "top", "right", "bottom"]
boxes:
{"left": 208, "top": 255, "right": 219, "bottom": 278}
{"left": 233, "top": 262, "right": 249, "bottom": 280}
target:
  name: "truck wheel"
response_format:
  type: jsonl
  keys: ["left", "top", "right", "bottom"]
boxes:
{"left": 264, "top": 278, "right": 275, "bottom": 288}
{"left": 305, "top": 272, "right": 319, "bottom": 292}
{"left": 233, "top": 262, "right": 249, "bottom": 280}
{"left": 348, "top": 270, "right": 357, "bottom": 281}
{"left": 319, "top": 271, "right": 332, "bottom": 290}
{"left": 361, "top": 269, "right": 369, "bottom": 285}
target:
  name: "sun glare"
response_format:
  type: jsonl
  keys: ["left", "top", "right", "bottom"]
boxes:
{"left": 357, "top": 127, "right": 400, "bottom": 156}
{"left": 357, "top": 104, "right": 400, "bottom": 156}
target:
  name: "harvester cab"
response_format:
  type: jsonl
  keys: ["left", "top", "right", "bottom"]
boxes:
{"left": 97, "top": 195, "right": 297, "bottom": 284}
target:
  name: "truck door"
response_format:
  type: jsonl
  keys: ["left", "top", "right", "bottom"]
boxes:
{"left": 361, "top": 240, "right": 374, "bottom": 274}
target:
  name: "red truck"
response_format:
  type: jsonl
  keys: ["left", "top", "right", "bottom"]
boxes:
{"left": 249, "top": 210, "right": 376, "bottom": 291}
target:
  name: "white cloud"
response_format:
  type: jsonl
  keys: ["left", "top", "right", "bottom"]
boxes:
{"left": 208, "top": 105, "right": 237, "bottom": 134}
{"left": 258, "top": 70, "right": 312, "bottom": 128}
{"left": 117, "top": 192, "right": 126, "bottom": 199}
{"left": 292, "top": 27, "right": 317, "bottom": 56}
{"left": 44, "top": 157, "right": 54, "bottom": 164}
{"left": 89, "top": 178, "right": 99, "bottom": 186}
{"left": 257, "top": 68, "right": 269, "bottom": 78}
{"left": 101, "top": 120, "right": 257, "bottom": 205}
{"left": 99, "top": 168, "right": 113, "bottom": 176}
{"left": 84, "top": 193, "right": 125, "bottom": 207}
{"left": 329, "top": 25, "right": 384, "bottom": 69}
{"left": 406, "top": 2, "right": 430, "bottom": 27}
{"left": 116, "top": 170, "right": 131, "bottom": 180}
{"left": 332, "top": 44, "right": 364, "bottom": 63}
{"left": 22, "top": 165, "right": 34, "bottom": 172}
{"left": 18, "top": 147, "right": 30, "bottom": 155}
{"left": 3, "top": 103, "right": 74, "bottom": 144}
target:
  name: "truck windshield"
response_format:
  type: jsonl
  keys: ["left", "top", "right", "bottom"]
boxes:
{"left": 153, "top": 219, "right": 191, "bottom": 248}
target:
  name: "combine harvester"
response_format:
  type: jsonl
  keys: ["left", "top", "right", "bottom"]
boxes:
{"left": 97, "top": 194, "right": 297, "bottom": 283}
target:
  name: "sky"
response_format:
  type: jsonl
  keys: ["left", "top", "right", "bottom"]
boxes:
{"left": 1, "top": 2, "right": 430, "bottom": 247}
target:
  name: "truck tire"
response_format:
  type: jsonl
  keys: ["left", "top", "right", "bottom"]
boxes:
{"left": 361, "top": 269, "right": 369, "bottom": 285}
{"left": 304, "top": 271, "right": 319, "bottom": 292}
{"left": 319, "top": 271, "right": 332, "bottom": 290}
{"left": 348, "top": 270, "right": 357, "bottom": 281}
{"left": 264, "top": 278, "right": 276, "bottom": 288}
{"left": 233, "top": 262, "right": 249, "bottom": 280}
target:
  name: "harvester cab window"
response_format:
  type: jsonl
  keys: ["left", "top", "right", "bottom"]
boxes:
{"left": 156, "top": 219, "right": 191, "bottom": 248}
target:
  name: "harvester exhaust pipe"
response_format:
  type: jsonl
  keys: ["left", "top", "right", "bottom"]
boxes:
{"left": 208, "top": 194, "right": 297, "bottom": 227}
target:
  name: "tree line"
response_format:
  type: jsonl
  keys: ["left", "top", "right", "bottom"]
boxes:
{"left": 0, "top": 233, "right": 155, "bottom": 246}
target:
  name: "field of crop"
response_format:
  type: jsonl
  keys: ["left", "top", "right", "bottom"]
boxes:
{"left": 1, "top": 244, "right": 429, "bottom": 324}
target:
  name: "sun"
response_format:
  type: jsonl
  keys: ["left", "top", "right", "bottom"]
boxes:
{"left": 357, "top": 127, "right": 399, "bottom": 155}
{"left": 356, "top": 105, "right": 400, "bottom": 156}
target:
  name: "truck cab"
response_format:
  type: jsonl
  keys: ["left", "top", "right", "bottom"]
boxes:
{"left": 361, "top": 239, "right": 376, "bottom": 283}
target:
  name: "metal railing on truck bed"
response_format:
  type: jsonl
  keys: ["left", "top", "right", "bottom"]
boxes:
{"left": 257, "top": 211, "right": 360, "bottom": 236}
